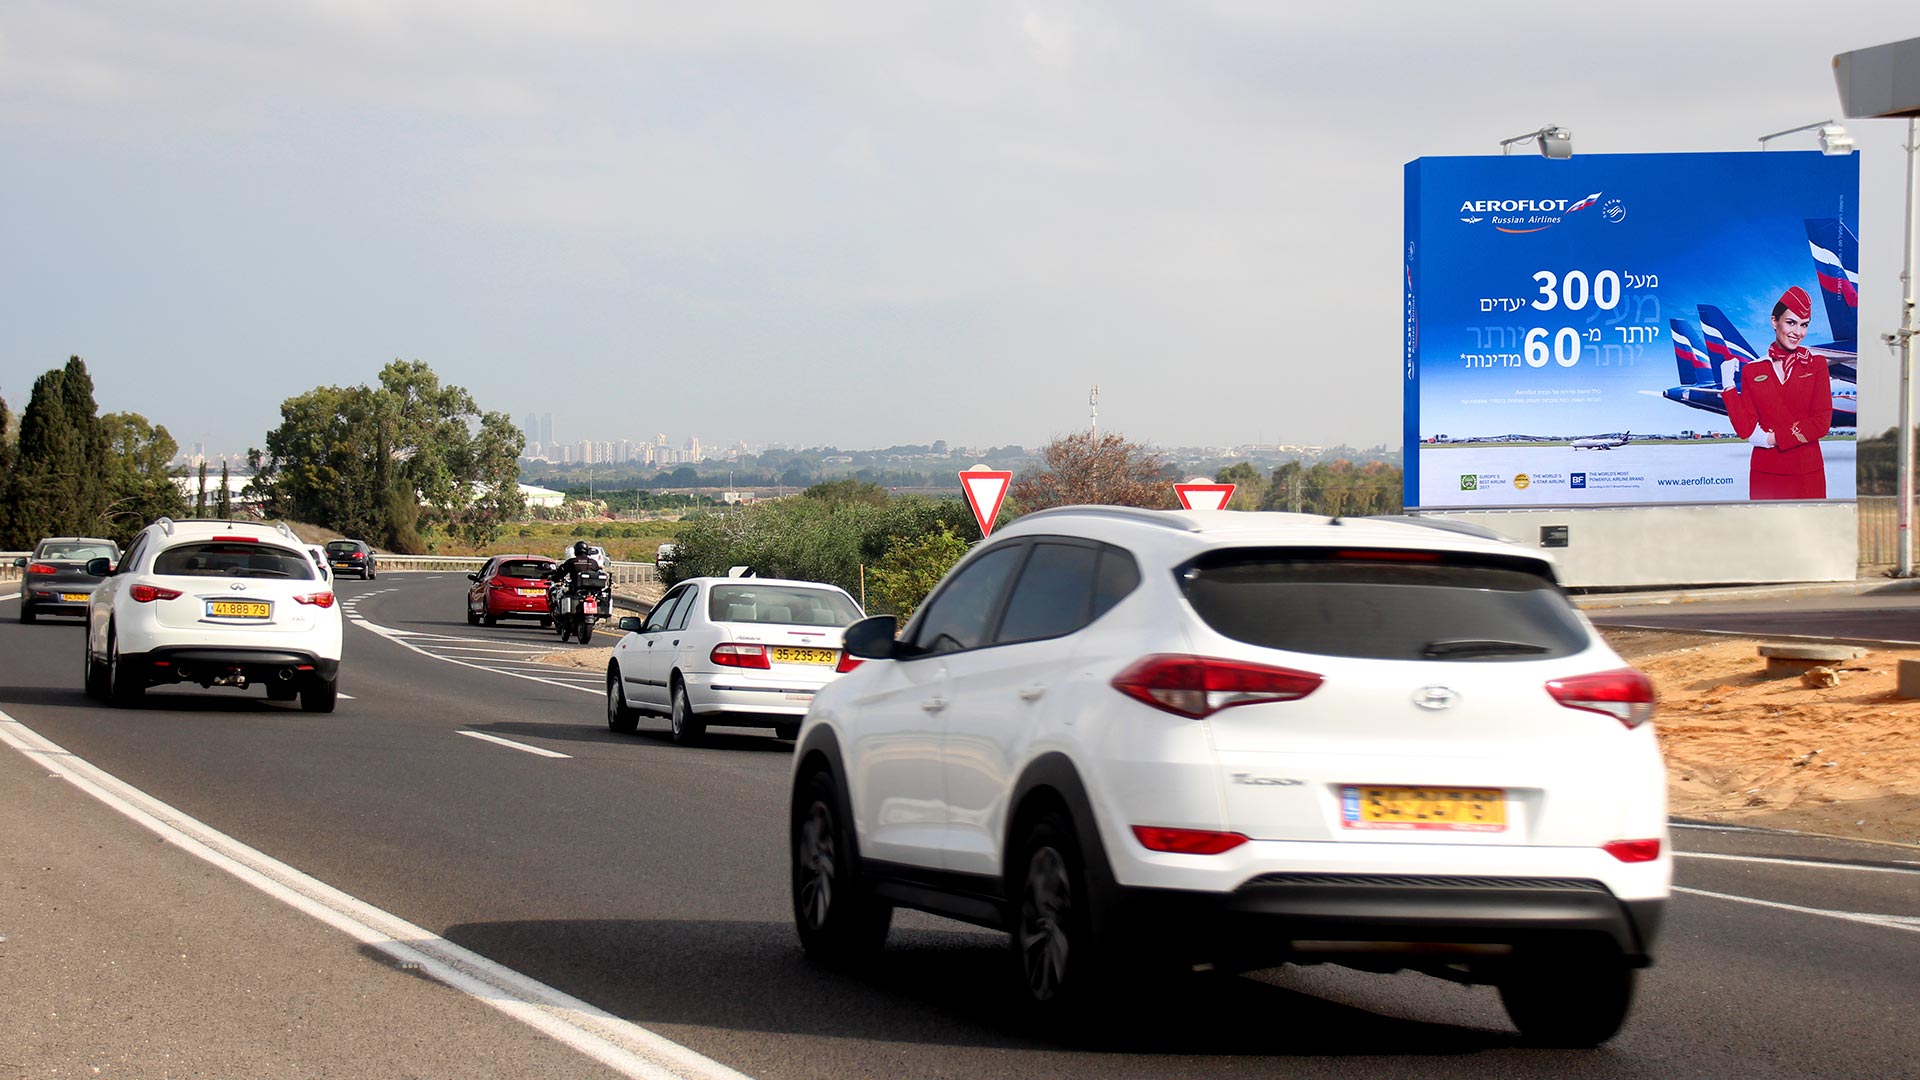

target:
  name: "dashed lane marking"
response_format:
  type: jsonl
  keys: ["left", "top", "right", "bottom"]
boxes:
{"left": 458, "top": 730, "right": 572, "bottom": 759}
{"left": 349, "top": 616, "right": 602, "bottom": 697}
{"left": 0, "top": 709, "right": 752, "bottom": 1080}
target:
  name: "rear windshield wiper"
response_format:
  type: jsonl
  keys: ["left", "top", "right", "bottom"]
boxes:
{"left": 1420, "top": 639, "right": 1550, "bottom": 658}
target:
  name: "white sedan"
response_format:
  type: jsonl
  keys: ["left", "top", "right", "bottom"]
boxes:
{"left": 605, "top": 576, "right": 865, "bottom": 745}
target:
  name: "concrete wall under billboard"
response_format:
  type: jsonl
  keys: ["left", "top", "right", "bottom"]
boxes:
{"left": 1415, "top": 503, "right": 1857, "bottom": 588}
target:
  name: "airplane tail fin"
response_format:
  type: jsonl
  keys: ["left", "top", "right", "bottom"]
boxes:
{"left": 1804, "top": 217, "right": 1859, "bottom": 347}
{"left": 1670, "top": 318, "right": 1717, "bottom": 387}
{"left": 1697, "top": 305, "right": 1758, "bottom": 388}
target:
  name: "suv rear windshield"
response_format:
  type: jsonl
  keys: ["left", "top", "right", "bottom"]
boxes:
{"left": 709, "top": 584, "right": 862, "bottom": 627}
{"left": 154, "top": 542, "right": 318, "bottom": 580}
{"left": 325, "top": 541, "right": 362, "bottom": 553}
{"left": 1179, "top": 548, "right": 1588, "bottom": 662}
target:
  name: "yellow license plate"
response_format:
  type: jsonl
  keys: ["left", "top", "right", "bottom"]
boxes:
{"left": 518, "top": 588, "right": 547, "bottom": 596}
{"left": 61, "top": 593, "right": 89, "bottom": 602}
{"left": 207, "top": 600, "right": 271, "bottom": 619}
{"left": 1341, "top": 786, "right": 1506, "bottom": 832}
{"left": 770, "top": 646, "right": 838, "bottom": 666}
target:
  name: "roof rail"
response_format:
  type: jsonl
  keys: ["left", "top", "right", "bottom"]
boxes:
{"left": 1013, "top": 505, "right": 1203, "bottom": 532}
{"left": 155, "top": 516, "right": 176, "bottom": 536}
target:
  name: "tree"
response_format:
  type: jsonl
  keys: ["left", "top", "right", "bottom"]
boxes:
{"left": 217, "top": 461, "right": 233, "bottom": 519}
{"left": 1010, "top": 431, "right": 1175, "bottom": 512}
{"left": 98, "top": 412, "right": 187, "bottom": 544}
{"left": 804, "top": 479, "right": 889, "bottom": 507}
{"left": 866, "top": 524, "right": 969, "bottom": 617}
{"left": 0, "top": 396, "right": 12, "bottom": 545}
{"left": 195, "top": 461, "right": 209, "bottom": 518}
{"left": 250, "top": 360, "right": 523, "bottom": 550}
{"left": 10, "top": 358, "right": 107, "bottom": 543}
{"left": 1214, "top": 461, "right": 1269, "bottom": 511}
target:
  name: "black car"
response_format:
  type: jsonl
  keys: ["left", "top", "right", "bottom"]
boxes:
{"left": 16, "top": 537, "right": 121, "bottom": 623}
{"left": 324, "top": 539, "right": 378, "bottom": 579}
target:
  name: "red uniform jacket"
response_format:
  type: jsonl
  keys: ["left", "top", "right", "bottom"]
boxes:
{"left": 1723, "top": 346, "right": 1830, "bottom": 499}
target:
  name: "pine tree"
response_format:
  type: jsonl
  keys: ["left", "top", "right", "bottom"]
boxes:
{"left": 196, "top": 461, "right": 209, "bottom": 518}
{"left": 11, "top": 365, "right": 75, "bottom": 543}
{"left": 58, "top": 357, "right": 110, "bottom": 532}
{"left": 0, "top": 396, "right": 14, "bottom": 546}
{"left": 217, "top": 461, "right": 232, "bottom": 519}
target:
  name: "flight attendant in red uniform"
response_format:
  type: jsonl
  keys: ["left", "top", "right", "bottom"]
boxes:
{"left": 1723, "top": 286, "right": 1831, "bottom": 500}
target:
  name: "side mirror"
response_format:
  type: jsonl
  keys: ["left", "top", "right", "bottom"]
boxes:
{"left": 843, "top": 615, "right": 900, "bottom": 660}
{"left": 466, "top": 573, "right": 478, "bottom": 582}
{"left": 12, "top": 557, "right": 24, "bottom": 568}
{"left": 617, "top": 616, "right": 643, "bottom": 633}
{"left": 85, "top": 558, "right": 113, "bottom": 576}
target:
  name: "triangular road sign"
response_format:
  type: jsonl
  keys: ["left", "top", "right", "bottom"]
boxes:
{"left": 1174, "top": 479, "right": 1236, "bottom": 511}
{"left": 959, "top": 466, "right": 1013, "bottom": 538}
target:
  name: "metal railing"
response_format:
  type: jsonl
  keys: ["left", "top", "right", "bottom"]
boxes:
{"left": 0, "top": 552, "right": 27, "bottom": 582}
{"left": 369, "top": 554, "right": 659, "bottom": 585}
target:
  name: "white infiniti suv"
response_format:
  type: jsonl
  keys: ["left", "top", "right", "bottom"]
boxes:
{"left": 789, "top": 507, "right": 1667, "bottom": 1045}
{"left": 84, "top": 518, "right": 344, "bottom": 712}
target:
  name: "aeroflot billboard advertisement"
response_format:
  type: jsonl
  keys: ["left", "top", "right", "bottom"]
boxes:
{"left": 1404, "top": 151, "right": 1859, "bottom": 509}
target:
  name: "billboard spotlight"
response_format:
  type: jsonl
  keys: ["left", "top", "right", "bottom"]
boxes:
{"left": 1499, "top": 126, "right": 1572, "bottom": 159}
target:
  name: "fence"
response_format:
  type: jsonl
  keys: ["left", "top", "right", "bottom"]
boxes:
{"left": 0, "top": 552, "right": 658, "bottom": 585}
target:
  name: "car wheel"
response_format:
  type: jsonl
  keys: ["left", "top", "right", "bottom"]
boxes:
{"left": 1499, "top": 949, "right": 1637, "bottom": 1047}
{"left": 606, "top": 668, "right": 639, "bottom": 734}
{"left": 19, "top": 602, "right": 35, "bottom": 624}
{"left": 1011, "top": 810, "right": 1111, "bottom": 1022}
{"left": 483, "top": 611, "right": 497, "bottom": 627}
{"left": 669, "top": 681, "right": 705, "bottom": 746}
{"left": 301, "top": 677, "right": 339, "bottom": 714}
{"left": 775, "top": 722, "right": 801, "bottom": 741}
{"left": 539, "top": 617, "right": 552, "bottom": 628}
{"left": 83, "top": 623, "right": 110, "bottom": 699}
{"left": 792, "top": 769, "right": 890, "bottom": 964}
{"left": 106, "top": 625, "right": 144, "bottom": 707}
{"left": 467, "top": 606, "right": 479, "bottom": 625}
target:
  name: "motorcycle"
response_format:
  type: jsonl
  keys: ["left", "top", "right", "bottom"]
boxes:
{"left": 550, "top": 567, "right": 612, "bottom": 643}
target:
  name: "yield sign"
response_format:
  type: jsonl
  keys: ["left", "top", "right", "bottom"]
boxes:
{"left": 1174, "top": 478, "right": 1236, "bottom": 511}
{"left": 959, "top": 466, "right": 1013, "bottom": 538}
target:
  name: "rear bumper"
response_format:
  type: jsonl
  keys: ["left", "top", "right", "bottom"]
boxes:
{"left": 25, "top": 585, "right": 99, "bottom": 612}
{"left": 685, "top": 672, "right": 823, "bottom": 720}
{"left": 485, "top": 590, "right": 551, "bottom": 616}
{"left": 1113, "top": 873, "right": 1663, "bottom": 969}
{"left": 123, "top": 646, "right": 340, "bottom": 687}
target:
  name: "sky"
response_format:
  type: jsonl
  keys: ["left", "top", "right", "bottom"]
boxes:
{"left": 3, "top": 2, "right": 1917, "bottom": 458}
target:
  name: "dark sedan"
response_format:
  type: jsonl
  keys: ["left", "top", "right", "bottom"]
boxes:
{"left": 325, "top": 539, "right": 378, "bottom": 579}
{"left": 16, "top": 537, "right": 121, "bottom": 623}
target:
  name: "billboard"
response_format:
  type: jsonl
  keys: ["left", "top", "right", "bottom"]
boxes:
{"left": 1404, "top": 151, "right": 1860, "bottom": 509}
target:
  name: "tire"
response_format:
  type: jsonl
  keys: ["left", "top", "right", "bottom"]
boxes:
{"left": 1499, "top": 950, "right": 1637, "bottom": 1047}
{"left": 19, "top": 603, "right": 35, "bottom": 624}
{"left": 606, "top": 668, "right": 639, "bottom": 734}
{"left": 668, "top": 681, "right": 705, "bottom": 746}
{"left": 301, "top": 678, "right": 339, "bottom": 714}
{"left": 483, "top": 612, "right": 498, "bottom": 628}
{"left": 775, "top": 722, "right": 801, "bottom": 741}
{"left": 106, "top": 626, "right": 144, "bottom": 707}
{"left": 266, "top": 681, "right": 299, "bottom": 702}
{"left": 83, "top": 623, "right": 110, "bottom": 699}
{"left": 1011, "top": 810, "right": 1110, "bottom": 1023}
{"left": 539, "top": 617, "right": 552, "bottom": 628}
{"left": 792, "top": 769, "right": 891, "bottom": 964}
{"left": 467, "top": 607, "right": 480, "bottom": 626}
{"left": 556, "top": 619, "right": 572, "bottom": 644}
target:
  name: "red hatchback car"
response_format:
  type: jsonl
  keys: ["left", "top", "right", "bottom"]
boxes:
{"left": 467, "top": 555, "right": 558, "bottom": 627}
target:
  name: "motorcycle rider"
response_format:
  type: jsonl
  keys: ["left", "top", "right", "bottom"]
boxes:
{"left": 547, "top": 541, "right": 605, "bottom": 616}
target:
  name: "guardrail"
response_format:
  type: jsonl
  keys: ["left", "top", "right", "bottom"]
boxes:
{"left": 0, "top": 552, "right": 26, "bottom": 583}
{"left": 371, "top": 554, "right": 659, "bottom": 585}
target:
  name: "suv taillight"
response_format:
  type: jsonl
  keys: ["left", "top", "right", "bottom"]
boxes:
{"left": 1131, "top": 825, "right": 1249, "bottom": 855}
{"left": 129, "top": 584, "right": 183, "bottom": 603}
{"left": 712, "top": 643, "right": 771, "bottom": 669}
{"left": 1110, "top": 654, "right": 1323, "bottom": 719}
{"left": 1545, "top": 669, "right": 1655, "bottom": 728}
{"left": 835, "top": 651, "right": 862, "bottom": 674}
{"left": 293, "top": 592, "right": 336, "bottom": 608}
{"left": 28, "top": 563, "right": 59, "bottom": 575}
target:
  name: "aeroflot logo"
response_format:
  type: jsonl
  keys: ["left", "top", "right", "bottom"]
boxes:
{"left": 1460, "top": 197, "right": 1572, "bottom": 213}
{"left": 1458, "top": 192, "right": 1601, "bottom": 234}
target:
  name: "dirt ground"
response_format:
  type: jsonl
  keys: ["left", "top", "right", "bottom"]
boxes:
{"left": 1602, "top": 629, "right": 1920, "bottom": 847}
{"left": 529, "top": 615, "right": 1920, "bottom": 847}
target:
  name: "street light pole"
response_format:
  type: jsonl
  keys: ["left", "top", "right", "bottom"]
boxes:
{"left": 1898, "top": 116, "right": 1919, "bottom": 576}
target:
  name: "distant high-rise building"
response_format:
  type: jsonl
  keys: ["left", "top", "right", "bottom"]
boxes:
{"left": 685, "top": 436, "right": 702, "bottom": 463}
{"left": 523, "top": 413, "right": 537, "bottom": 444}
{"left": 540, "top": 413, "right": 554, "bottom": 447}
{"left": 577, "top": 439, "right": 594, "bottom": 464}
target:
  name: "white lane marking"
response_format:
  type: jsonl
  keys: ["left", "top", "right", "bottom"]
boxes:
{"left": 337, "top": 693, "right": 356, "bottom": 701}
{"left": 458, "top": 731, "right": 572, "bottom": 759}
{"left": 1674, "top": 886, "right": 1920, "bottom": 935}
{"left": 352, "top": 618, "right": 601, "bottom": 697}
{"left": 1, "top": 592, "right": 20, "bottom": 602}
{"left": 0, "top": 710, "right": 751, "bottom": 1080}
{"left": 1671, "top": 821, "right": 1766, "bottom": 833}
{"left": 1677, "top": 851, "right": 1920, "bottom": 876}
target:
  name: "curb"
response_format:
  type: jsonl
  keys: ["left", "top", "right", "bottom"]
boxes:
{"left": 1571, "top": 577, "right": 1920, "bottom": 611}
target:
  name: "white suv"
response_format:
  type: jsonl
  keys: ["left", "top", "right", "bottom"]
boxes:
{"left": 789, "top": 508, "right": 1667, "bottom": 1046}
{"left": 84, "top": 518, "right": 344, "bottom": 712}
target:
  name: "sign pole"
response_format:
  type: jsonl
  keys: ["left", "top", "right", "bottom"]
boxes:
{"left": 1900, "top": 116, "right": 1919, "bottom": 576}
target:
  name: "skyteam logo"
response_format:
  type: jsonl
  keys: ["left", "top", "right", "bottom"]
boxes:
{"left": 1457, "top": 192, "right": 1603, "bottom": 235}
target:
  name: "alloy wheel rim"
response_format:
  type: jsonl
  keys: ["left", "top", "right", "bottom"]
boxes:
{"left": 1018, "top": 846, "right": 1071, "bottom": 1000}
{"left": 797, "top": 801, "right": 836, "bottom": 930}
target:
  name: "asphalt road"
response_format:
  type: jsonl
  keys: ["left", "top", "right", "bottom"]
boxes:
{"left": 1589, "top": 589, "right": 1920, "bottom": 645}
{"left": 3, "top": 574, "right": 1918, "bottom": 1079}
